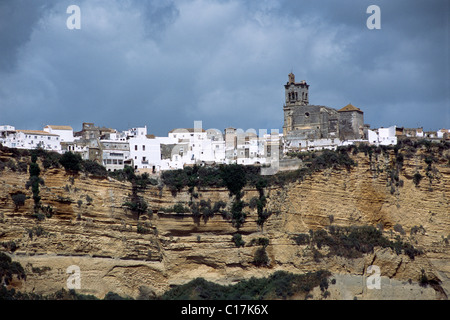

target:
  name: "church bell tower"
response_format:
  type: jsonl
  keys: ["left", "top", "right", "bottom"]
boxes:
{"left": 283, "top": 73, "right": 309, "bottom": 135}
{"left": 285, "top": 73, "right": 309, "bottom": 106}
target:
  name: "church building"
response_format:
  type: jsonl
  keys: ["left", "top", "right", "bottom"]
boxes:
{"left": 282, "top": 73, "right": 366, "bottom": 143}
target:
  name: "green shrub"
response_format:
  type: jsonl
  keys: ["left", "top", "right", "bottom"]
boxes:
{"left": 59, "top": 152, "right": 82, "bottom": 172}
{"left": 220, "top": 164, "right": 247, "bottom": 196}
{"left": 293, "top": 233, "right": 310, "bottom": 245}
{"left": 232, "top": 233, "right": 245, "bottom": 248}
{"left": 0, "top": 252, "right": 26, "bottom": 285}
{"left": 231, "top": 198, "right": 246, "bottom": 229}
{"left": 160, "top": 270, "right": 331, "bottom": 300}
{"left": 82, "top": 160, "right": 107, "bottom": 177}
{"left": 250, "top": 237, "right": 269, "bottom": 248}
{"left": 123, "top": 198, "right": 148, "bottom": 216}
{"left": 137, "top": 222, "right": 151, "bottom": 234}
{"left": 253, "top": 247, "right": 269, "bottom": 267}
{"left": 162, "top": 202, "right": 190, "bottom": 214}
{"left": 42, "top": 151, "right": 61, "bottom": 169}
{"left": 297, "top": 226, "right": 422, "bottom": 260}
{"left": 11, "top": 193, "right": 27, "bottom": 210}
{"left": 394, "top": 224, "right": 406, "bottom": 235}
{"left": 413, "top": 172, "right": 423, "bottom": 186}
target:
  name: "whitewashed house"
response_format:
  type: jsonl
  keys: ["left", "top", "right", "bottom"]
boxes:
{"left": 126, "top": 126, "right": 163, "bottom": 173}
{"left": 0, "top": 125, "right": 17, "bottom": 148}
{"left": 368, "top": 126, "right": 397, "bottom": 146}
{"left": 100, "top": 139, "right": 130, "bottom": 172}
{"left": 43, "top": 125, "right": 75, "bottom": 143}
{"left": 3, "top": 130, "right": 62, "bottom": 152}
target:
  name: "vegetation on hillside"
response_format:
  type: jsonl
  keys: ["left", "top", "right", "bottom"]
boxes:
{"left": 160, "top": 270, "right": 332, "bottom": 300}
{"left": 293, "top": 225, "right": 423, "bottom": 260}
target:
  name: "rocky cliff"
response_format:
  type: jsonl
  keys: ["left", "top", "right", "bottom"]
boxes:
{"left": 0, "top": 144, "right": 449, "bottom": 300}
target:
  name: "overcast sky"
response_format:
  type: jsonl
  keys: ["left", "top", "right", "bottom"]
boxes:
{"left": 0, "top": 0, "right": 448, "bottom": 136}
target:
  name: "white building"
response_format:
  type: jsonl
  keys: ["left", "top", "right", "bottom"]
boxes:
{"left": 100, "top": 140, "right": 130, "bottom": 172}
{"left": 16, "top": 130, "right": 61, "bottom": 152}
{"left": 125, "top": 126, "right": 163, "bottom": 173}
{"left": 0, "top": 125, "right": 17, "bottom": 147}
{"left": 368, "top": 126, "right": 397, "bottom": 146}
{"left": 43, "top": 125, "right": 75, "bottom": 143}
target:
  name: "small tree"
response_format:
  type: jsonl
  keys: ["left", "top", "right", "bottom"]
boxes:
{"left": 59, "top": 152, "right": 82, "bottom": 173}
{"left": 11, "top": 193, "right": 26, "bottom": 210}
{"left": 413, "top": 172, "right": 423, "bottom": 187}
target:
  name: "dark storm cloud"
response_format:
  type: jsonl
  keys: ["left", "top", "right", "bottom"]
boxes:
{"left": 0, "top": 0, "right": 448, "bottom": 135}
{"left": 0, "top": 0, "right": 58, "bottom": 72}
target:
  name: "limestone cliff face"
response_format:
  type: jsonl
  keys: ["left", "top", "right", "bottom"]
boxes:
{"left": 0, "top": 148, "right": 449, "bottom": 300}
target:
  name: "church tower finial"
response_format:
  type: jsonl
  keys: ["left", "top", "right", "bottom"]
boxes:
{"left": 288, "top": 72, "right": 295, "bottom": 84}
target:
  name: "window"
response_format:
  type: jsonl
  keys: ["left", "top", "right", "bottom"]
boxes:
{"left": 142, "top": 157, "right": 146, "bottom": 161}
{"left": 135, "top": 145, "right": 138, "bottom": 151}
{"left": 142, "top": 145, "right": 145, "bottom": 151}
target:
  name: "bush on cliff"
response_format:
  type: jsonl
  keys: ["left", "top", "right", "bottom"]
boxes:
{"left": 59, "top": 152, "right": 82, "bottom": 173}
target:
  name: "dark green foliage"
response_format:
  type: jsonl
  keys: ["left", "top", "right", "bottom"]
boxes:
{"left": 309, "top": 149, "right": 355, "bottom": 171}
{"left": 250, "top": 237, "right": 269, "bottom": 248}
{"left": 82, "top": 160, "right": 107, "bottom": 177}
{"left": 160, "top": 270, "right": 331, "bottom": 300}
{"left": 17, "top": 161, "right": 28, "bottom": 173}
{"left": 294, "top": 226, "right": 422, "bottom": 260}
{"left": 293, "top": 233, "right": 310, "bottom": 245}
{"left": 6, "top": 159, "right": 17, "bottom": 171}
{"left": 123, "top": 197, "right": 148, "bottom": 217}
{"left": 413, "top": 172, "right": 423, "bottom": 186}
{"left": 161, "top": 168, "right": 190, "bottom": 193}
{"left": 251, "top": 237, "right": 270, "bottom": 267}
{"left": 1, "top": 241, "right": 18, "bottom": 252}
{"left": 419, "top": 269, "right": 429, "bottom": 287}
{"left": 394, "top": 224, "right": 406, "bottom": 235}
{"left": 230, "top": 198, "right": 245, "bottom": 229}
{"left": 196, "top": 166, "right": 223, "bottom": 188}
{"left": 29, "top": 162, "right": 40, "bottom": 177}
{"left": 26, "top": 226, "right": 46, "bottom": 239}
{"left": 137, "top": 222, "right": 151, "bottom": 234}
{"left": 253, "top": 247, "right": 269, "bottom": 266}
{"left": 163, "top": 202, "right": 190, "bottom": 214}
{"left": 26, "top": 153, "right": 44, "bottom": 213}
{"left": 232, "top": 233, "right": 245, "bottom": 248}
{"left": 59, "top": 152, "right": 83, "bottom": 172}
{"left": 119, "top": 167, "right": 156, "bottom": 219}
{"left": 11, "top": 193, "right": 26, "bottom": 210}
{"left": 108, "top": 165, "right": 135, "bottom": 182}
{"left": 41, "top": 151, "right": 61, "bottom": 169}
{"left": 103, "top": 291, "right": 132, "bottom": 300}
{"left": 1, "top": 285, "right": 131, "bottom": 300}
{"left": 220, "top": 164, "right": 247, "bottom": 197}
{"left": 0, "top": 252, "right": 26, "bottom": 286}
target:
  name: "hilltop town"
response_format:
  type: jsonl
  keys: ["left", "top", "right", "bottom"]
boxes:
{"left": 1, "top": 73, "right": 448, "bottom": 175}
